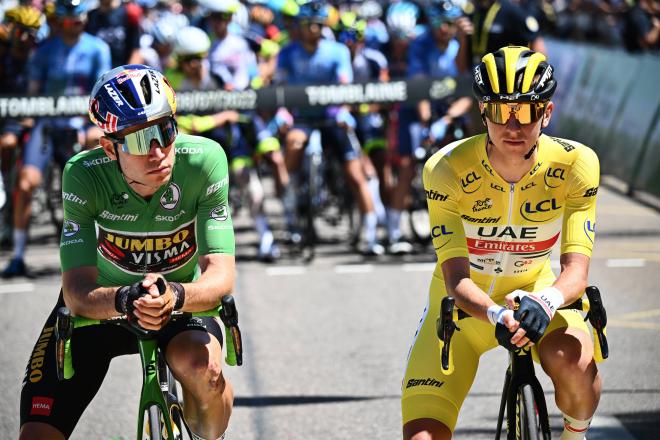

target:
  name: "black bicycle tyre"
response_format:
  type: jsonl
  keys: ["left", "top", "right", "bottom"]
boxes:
{"left": 517, "top": 384, "right": 540, "bottom": 440}
{"left": 147, "top": 404, "right": 163, "bottom": 440}
{"left": 302, "top": 151, "right": 321, "bottom": 262}
{"left": 167, "top": 368, "right": 186, "bottom": 440}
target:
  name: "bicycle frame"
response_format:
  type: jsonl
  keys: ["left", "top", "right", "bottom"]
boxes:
{"left": 438, "top": 286, "right": 608, "bottom": 440}
{"left": 496, "top": 349, "right": 551, "bottom": 440}
{"left": 55, "top": 296, "right": 242, "bottom": 440}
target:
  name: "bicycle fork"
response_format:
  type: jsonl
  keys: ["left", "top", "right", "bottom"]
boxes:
{"left": 496, "top": 350, "right": 551, "bottom": 440}
{"left": 137, "top": 339, "right": 176, "bottom": 440}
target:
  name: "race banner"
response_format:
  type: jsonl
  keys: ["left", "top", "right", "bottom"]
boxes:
{"left": 0, "top": 77, "right": 457, "bottom": 118}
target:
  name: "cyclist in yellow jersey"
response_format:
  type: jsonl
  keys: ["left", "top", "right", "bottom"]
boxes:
{"left": 402, "top": 46, "right": 601, "bottom": 440}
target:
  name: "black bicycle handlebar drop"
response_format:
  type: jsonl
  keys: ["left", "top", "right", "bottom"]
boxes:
{"left": 220, "top": 296, "right": 243, "bottom": 366}
{"left": 585, "top": 286, "right": 609, "bottom": 359}
{"left": 55, "top": 307, "right": 73, "bottom": 381}
{"left": 437, "top": 297, "right": 459, "bottom": 371}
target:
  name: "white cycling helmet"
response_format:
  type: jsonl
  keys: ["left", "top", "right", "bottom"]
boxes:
{"left": 197, "top": 0, "right": 240, "bottom": 13}
{"left": 359, "top": 0, "right": 383, "bottom": 20}
{"left": 386, "top": 1, "right": 419, "bottom": 39}
{"left": 151, "top": 17, "right": 178, "bottom": 46}
{"left": 174, "top": 26, "right": 211, "bottom": 56}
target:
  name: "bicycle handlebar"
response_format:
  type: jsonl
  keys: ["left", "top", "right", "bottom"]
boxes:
{"left": 437, "top": 286, "right": 609, "bottom": 373}
{"left": 55, "top": 294, "right": 243, "bottom": 381}
{"left": 436, "top": 296, "right": 459, "bottom": 374}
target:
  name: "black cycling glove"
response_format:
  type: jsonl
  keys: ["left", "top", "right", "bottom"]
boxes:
{"left": 495, "top": 322, "right": 520, "bottom": 352}
{"left": 514, "top": 295, "right": 552, "bottom": 343}
{"left": 115, "top": 281, "right": 151, "bottom": 321}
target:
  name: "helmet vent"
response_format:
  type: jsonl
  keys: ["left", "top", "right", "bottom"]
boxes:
{"left": 116, "top": 81, "right": 139, "bottom": 108}
{"left": 140, "top": 74, "right": 152, "bottom": 105}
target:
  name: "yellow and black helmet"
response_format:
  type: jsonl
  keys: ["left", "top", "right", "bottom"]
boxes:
{"left": 4, "top": 5, "right": 44, "bottom": 29}
{"left": 473, "top": 46, "right": 556, "bottom": 103}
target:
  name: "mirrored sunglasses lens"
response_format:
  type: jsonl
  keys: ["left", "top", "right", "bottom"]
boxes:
{"left": 122, "top": 119, "right": 177, "bottom": 155}
{"left": 485, "top": 103, "right": 544, "bottom": 125}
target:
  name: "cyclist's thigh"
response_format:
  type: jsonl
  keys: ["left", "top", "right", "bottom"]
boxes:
{"left": 159, "top": 316, "right": 224, "bottom": 353}
{"left": 20, "top": 293, "right": 138, "bottom": 438}
{"left": 397, "top": 106, "right": 417, "bottom": 157}
{"left": 321, "top": 125, "right": 360, "bottom": 163}
{"left": 402, "top": 275, "right": 497, "bottom": 432}
{"left": 520, "top": 271, "right": 592, "bottom": 362}
{"left": 23, "top": 119, "right": 53, "bottom": 174}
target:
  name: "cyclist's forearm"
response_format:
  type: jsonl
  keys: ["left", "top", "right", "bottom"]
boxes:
{"left": 450, "top": 278, "right": 496, "bottom": 323}
{"left": 553, "top": 252, "right": 590, "bottom": 305}
{"left": 441, "top": 257, "right": 495, "bottom": 322}
{"left": 178, "top": 255, "right": 235, "bottom": 312}
{"left": 62, "top": 275, "right": 118, "bottom": 319}
{"left": 447, "top": 97, "right": 472, "bottom": 119}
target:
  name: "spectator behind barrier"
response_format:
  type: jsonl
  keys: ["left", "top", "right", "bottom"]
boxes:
{"left": 1, "top": 0, "right": 111, "bottom": 279}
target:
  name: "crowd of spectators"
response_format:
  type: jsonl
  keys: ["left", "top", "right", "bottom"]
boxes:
{"left": 0, "top": 0, "right": 657, "bottom": 275}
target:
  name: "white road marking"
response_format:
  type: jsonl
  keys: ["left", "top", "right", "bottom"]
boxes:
{"left": 606, "top": 259, "right": 646, "bottom": 268}
{"left": 402, "top": 263, "right": 437, "bottom": 272}
{"left": 334, "top": 264, "right": 373, "bottom": 274}
{"left": 590, "top": 415, "right": 637, "bottom": 440}
{"left": 0, "top": 283, "right": 35, "bottom": 294}
{"left": 266, "top": 266, "right": 306, "bottom": 276}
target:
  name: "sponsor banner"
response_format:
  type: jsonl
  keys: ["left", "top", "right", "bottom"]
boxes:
{"left": 0, "top": 78, "right": 456, "bottom": 118}
{"left": 97, "top": 221, "right": 197, "bottom": 274}
{"left": 467, "top": 233, "right": 559, "bottom": 255}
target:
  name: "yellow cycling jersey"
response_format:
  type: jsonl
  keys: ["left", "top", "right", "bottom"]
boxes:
{"left": 423, "top": 133, "right": 599, "bottom": 301}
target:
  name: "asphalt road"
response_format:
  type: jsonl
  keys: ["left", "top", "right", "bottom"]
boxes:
{"left": 1, "top": 182, "right": 659, "bottom": 440}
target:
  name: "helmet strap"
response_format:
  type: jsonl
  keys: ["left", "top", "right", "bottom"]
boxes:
{"left": 113, "top": 143, "right": 150, "bottom": 188}
{"left": 524, "top": 143, "right": 537, "bottom": 160}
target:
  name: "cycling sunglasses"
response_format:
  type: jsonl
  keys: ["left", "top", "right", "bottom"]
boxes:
{"left": 178, "top": 53, "right": 205, "bottom": 63}
{"left": 109, "top": 117, "right": 178, "bottom": 155}
{"left": 209, "top": 12, "right": 233, "bottom": 21}
{"left": 483, "top": 102, "right": 546, "bottom": 125}
{"left": 12, "top": 25, "right": 38, "bottom": 43}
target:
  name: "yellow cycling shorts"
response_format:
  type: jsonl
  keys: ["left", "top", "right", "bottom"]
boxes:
{"left": 401, "top": 273, "right": 590, "bottom": 431}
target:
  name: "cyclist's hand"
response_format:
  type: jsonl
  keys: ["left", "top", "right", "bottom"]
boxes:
{"left": 429, "top": 118, "right": 449, "bottom": 142}
{"left": 215, "top": 110, "right": 240, "bottom": 126}
{"left": 509, "top": 287, "right": 564, "bottom": 344}
{"left": 455, "top": 17, "right": 474, "bottom": 37}
{"left": 132, "top": 274, "right": 175, "bottom": 331}
{"left": 488, "top": 304, "right": 527, "bottom": 350}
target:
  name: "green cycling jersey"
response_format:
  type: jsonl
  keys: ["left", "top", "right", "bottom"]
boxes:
{"left": 60, "top": 133, "right": 235, "bottom": 287}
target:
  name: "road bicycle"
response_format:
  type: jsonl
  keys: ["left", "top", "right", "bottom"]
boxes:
{"left": 55, "top": 295, "right": 243, "bottom": 440}
{"left": 293, "top": 123, "right": 360, "bottom": 262}
{"left": 437, "top": 286, "right": 608, "bottom": 440}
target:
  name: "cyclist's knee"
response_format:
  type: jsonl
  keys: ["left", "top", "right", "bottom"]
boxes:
{"left": 285, "top": 129, "right": 307, "bottom": 152}
{"left": 403, "top": 418, "right": 452, "bottom": 440}
{"left": 344, "top": 158, "right": 367, "bottom": 185}
{"left": 0, "top": 132, "right": 18, "bottom": 149}
{"left": 540, "top": 328, "right": 595, "bottom": 380}
{"left": 18, "top": 165, "right": 43, "bottom": 193}
{"left": 20, "top": 422, "right": 66, "bottom": 440}
{"left": 167, "top": 334, "right": 224, "bottom": 392}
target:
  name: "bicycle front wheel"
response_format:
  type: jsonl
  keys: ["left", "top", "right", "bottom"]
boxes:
{"left": 517, "top": 384, "right": 540, "bottom": 440}
{"left": 147, "top": 405, "right": 163, "bottom": 440}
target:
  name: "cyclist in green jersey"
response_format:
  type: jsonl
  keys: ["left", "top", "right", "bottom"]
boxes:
{"left": 19, "top": 65, "right": 235, "bottom": 440}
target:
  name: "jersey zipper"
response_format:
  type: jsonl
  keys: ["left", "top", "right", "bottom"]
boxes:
{"left": 486, "top": 182, "right": 515, "bottom": 297}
